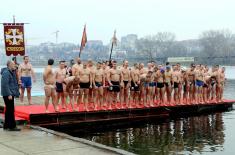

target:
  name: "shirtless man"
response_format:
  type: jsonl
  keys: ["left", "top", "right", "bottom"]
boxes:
{"left": 139, "top": 63, "right": 147, "bottom": 103}
{"left": 55, "top": 61, "right": 68, "bottom": 110}
{"left": 181, "top": 69, "right": 188, "bottom": 104}
{"left": 130, "top": 63, "right": 140, "bottom": 107}
{"left": 72, "top": 57, "right": 82, "bottom": 76}
{"left": 176, "top": 63, "right": 183, "bottom": 102}
{"left": 203, "top": 66, "right": 211, "bottom": 101}
{"left": 164, "top": 66, "right": 172, "bottom": 104}
{"left": 215, "top": 65, "right": 222, "bottom": 102}
{"left": 43, "top": 59, "right": 58, "bottom": 113}
{"left": 210, "top": 66, "right": 218, "bottom": 101}
{"left": 63, "top": 75, "right": 80, "bottom": 111}
{"left": 172, "top": 65, "right": 181, "bottom": 104}
{"left": 156, "top": 67, "right": 165, "bottom": 105}
{"left": 88, "top": 59, "right": 95, "bottom": 103}
{"left": 18, "top": 56, "right": 36, "bottom": 105}
{"left": 139, "top": 63, "right": 147, "bottom": 75}
{"left": 153, "top": 67, "right": 159, "bottom": 101}
{"left": 107, "top": 61, "right": 123, "bottom": 109}
{"left": 147, "top": 62, "right": 153, "bottom": 72}
{"left": 203, "top": 74, "right": 211, "bottom": 103}
{"left": 145, "top": 71, "right": 155, "bottom": 106}
{"left": 78, "top": 62, "right": 92, "bottom": 111}
{"left": 195, "top": 65, "right": 204, "bottom": 103}
{"left": 121, "top": 60, "right": 131, "bottom": 107}
{"left": 93, "top": 62, "right": 105, "bottom": 110}
{"left": 219, "top": 67, "right": 226, "bottom": 102}
{"left": 102, "top": 62, "right": 110, "bottom": 104}
{"left": 186, "top": 64, "right": 196, "bottom": 104}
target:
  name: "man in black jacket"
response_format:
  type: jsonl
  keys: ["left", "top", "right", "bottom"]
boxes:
{"left": 1, "top": 60, "right": 21, "bottom": 131}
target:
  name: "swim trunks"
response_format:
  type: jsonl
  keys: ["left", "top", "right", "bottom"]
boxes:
{"left": 196, "top": 80, "right": 204, "bottom": 87}
{"left": 157, "top": 82, "right": 164, "bottom": 88}
{"left": 56, "top": 82, "right": 63, "bottom": 92}
{"left": 131, "top": 81, "right": 140, "bottom": 91}
{"left": 21, "top": 77, "right": 32, "bottom": 88}
{"left": 80, "top": 82, "right": 90, "bottom": 89}
{"left": 109, "top": 81, "right": 120, "bottom": 92}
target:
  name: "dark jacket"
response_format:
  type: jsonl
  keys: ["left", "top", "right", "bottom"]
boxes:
{"left": 1, "top": 67, "right": 20, "bottom": 97}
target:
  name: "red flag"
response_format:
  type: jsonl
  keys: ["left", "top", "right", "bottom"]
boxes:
{"left": 3, "top": 23, "right": 25, "bottom": 56}
{"left": 79, "top": 25, "right": 87, "bottom": 57}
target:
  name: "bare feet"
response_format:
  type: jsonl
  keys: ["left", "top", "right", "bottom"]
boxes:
{"left": 73, "top": 109, "right": 78, "bottom": 112}
{"left": 94, "top": 106, "right": 98, "bottom": 110}
{"left": 55, "top": 106, "right": 60, "bottom": 112}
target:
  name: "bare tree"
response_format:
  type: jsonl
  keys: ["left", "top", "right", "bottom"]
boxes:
{"left": 199, "top": 29, "right": 235, "bottom": 57}
{"left": 135, "top": 32, "right": 176, "bottom": 60}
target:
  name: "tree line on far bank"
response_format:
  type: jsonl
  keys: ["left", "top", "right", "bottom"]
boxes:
{"left": 134, "top": 29, "right": 235, "bottom": 65}
{"left": 1, "top": 29, "right": 235, "bottom": 65}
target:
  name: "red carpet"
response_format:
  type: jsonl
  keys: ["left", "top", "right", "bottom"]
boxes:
{"left": 2, "top": 99, "right": 235, "bottom": 122}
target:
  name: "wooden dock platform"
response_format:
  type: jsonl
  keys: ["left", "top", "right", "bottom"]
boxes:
{"left": 1, "top": 99, "right": 234, "bottom": 128}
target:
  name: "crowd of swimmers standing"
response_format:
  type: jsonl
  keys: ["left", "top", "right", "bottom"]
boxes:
{"left": 41, "top": 57, "right": 226, "bottom": 112}
{"left": 8, "top": 55, "right": 226, "bottom": 113}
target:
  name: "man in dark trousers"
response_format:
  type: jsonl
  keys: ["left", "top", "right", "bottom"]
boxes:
{"left": 1, "top": 60, "right": 21, "bottom": 131}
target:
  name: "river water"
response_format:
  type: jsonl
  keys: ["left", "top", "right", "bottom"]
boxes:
{"left": 78, "top": 79, "right": 235, "bottom": 155}
{"left": 0, "top": 66, "right": 235, "bottom": 154}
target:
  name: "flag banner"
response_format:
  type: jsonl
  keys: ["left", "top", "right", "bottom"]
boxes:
{"left": 3, "top": 23, "right": 25, "bottom": 56}
{"left": 80, "top": 25, "right": 87, "bottom": 51}
{"left": 79, "top": 25, "right": 87, "bottom": 57}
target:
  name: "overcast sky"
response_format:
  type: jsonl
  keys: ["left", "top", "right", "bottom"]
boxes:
{"left": 1, "top": 0, "right": 235, "bottom": 45}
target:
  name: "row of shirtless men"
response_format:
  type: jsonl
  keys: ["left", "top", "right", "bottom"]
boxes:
{"left": 43, "top": 57, "right": 226, "bottom": 112}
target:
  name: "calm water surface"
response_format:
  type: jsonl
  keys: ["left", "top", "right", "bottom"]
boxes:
{"left": 76, "top": 80, "right": 235, "bottom": 155}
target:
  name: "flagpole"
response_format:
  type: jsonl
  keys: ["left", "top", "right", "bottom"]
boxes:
{"left": 13, "top": 15, "right": 17, "bottom": 60}
{"left": 109, "top": 42, "right": 114, "bottom": 62}
{"left": 109, "top": 30, "right": 116, "bottom": 64}
{"left": 79, "top": 46, "right": 82, "bottom": 58}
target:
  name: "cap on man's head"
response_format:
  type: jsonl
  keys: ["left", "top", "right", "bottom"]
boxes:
{"left": 166, "top": 66, "right": 171, "bottom": 69}
{"left": 59, "top": 60, "right": 66, "bottom": 63}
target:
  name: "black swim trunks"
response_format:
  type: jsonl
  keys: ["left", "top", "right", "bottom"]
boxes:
{"left": 80, "top": 82, "right": 90, "bottom": 89}
{"left": 164, "top": 82, "right": 170, "bottom": 87}
{"left": 56, "top": 82, "right": 63, "bottom": 93}
{"left": 95, "top": 82, "right": 103, "bottom": 88}
{"left": 203, "top": 83, "right": 208, "bottom": 88}
{"left": 157, "top": 82, "right": 164, "bottom": 88}
{"left": 183, "top": 84, "right": 187, "bottom": 92}
{"left": 174, "top": 82, "right": 179, "bottom": 88}
{"left": 123, "top": 80, "right": 129, "bottom": 88}
{"left": 211, "top": 80, "right": 216, "bottom": 86}
{"left": 131, "top": 81, "right": 140, "bottom": 91}
{"left": 109, "top": 81, "right": 120, "bottom": 92}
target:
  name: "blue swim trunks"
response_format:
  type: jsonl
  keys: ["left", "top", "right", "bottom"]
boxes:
{"left": 149, "top": 82, "right": 156, "bottom": 87}
{"left": 196, "top": 80, "right": 204, "bottom": 87}
{"left": 21, "top": 77, "right": 32, "bottom": 88}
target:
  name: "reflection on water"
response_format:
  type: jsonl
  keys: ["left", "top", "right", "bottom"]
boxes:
{"left": 71, "top": 80, "right": 234, "bottom": 155}
{"left": 82, "top": 114, "right": 224, "bottom": 155}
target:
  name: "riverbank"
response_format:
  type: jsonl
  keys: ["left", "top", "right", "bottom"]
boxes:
{"left": 0, "top": 125, "right": 134, "bottom": 155}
